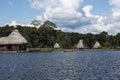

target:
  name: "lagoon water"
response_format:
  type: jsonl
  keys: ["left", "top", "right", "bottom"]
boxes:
{"left": 0, "top": 50, "right": 120, "bottom": 80}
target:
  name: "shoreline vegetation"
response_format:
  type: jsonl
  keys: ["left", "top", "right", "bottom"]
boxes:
{"left": 27, "top": 48, "right": 120, "bottom": 52}
{"left": 0, "top": 48, "right": 120, "bottom": 53}
{"left": 0, "top": 20, "right": 120, "bottom": 52}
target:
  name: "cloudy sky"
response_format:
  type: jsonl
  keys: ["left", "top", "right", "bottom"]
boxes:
{"left": 0, "top": 0, "right": 120, "bottom": 34}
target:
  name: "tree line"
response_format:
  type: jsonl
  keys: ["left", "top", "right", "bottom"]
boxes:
{"left": 0, "top": 20, "right": 120, "bottom": 49}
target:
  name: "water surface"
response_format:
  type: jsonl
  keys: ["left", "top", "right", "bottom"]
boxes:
{"left": 0, "top": 50, "right": 120, "bottom": 80}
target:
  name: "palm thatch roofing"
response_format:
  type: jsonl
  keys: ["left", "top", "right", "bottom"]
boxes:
{"left": 0, "top": 29, "right": 28, "bottom": 45}
{"left": 76, "top": 39, "right": 84, "bottom": 48}
{"left": 54, "top": 42, "right": 60, "bottom": 48}
{"left": 93, "top": 41, "right": 101, "bottom": 48}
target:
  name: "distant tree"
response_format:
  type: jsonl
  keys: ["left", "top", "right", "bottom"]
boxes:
{"left": 31, "top": 20, "right": 41, "bottom": 27}
{"left": 116, "top": 33, "right": 120, "bottom": 47}
{"left": 0, "top": 21, "right": 120, "bottom": 49}
{"left": 0, "top": 25, "right": 14, "bottom": 37}
{"left": 42, "top": 20, "right": 57, "bottom": 28}
{"left": 84, "top": 33, "right": 96, "bottom": 48}
{"left": 96, "top": 31, "right": 109, "bottom": 47}
{"left": 37, "top": 20, "right": 57, "bottom": 48}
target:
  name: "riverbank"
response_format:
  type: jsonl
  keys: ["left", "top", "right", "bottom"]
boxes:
{"left": 27, "top": 48, "right": 54, "bottom": 52}
{"left": 27, "top": 48, "right": 87, "bottom": 52}
{"left": 1, "top": 48, "right": 120, "bottom": 53}
{"left": 27, "top": 48, "right": 120, "bottom": 52}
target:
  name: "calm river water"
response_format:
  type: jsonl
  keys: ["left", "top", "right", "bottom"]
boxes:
{"left": 0, "top": 50, "right": 120, "bottom": 80}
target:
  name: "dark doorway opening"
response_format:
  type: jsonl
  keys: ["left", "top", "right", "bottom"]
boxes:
{"left": 7, "top": 45, "right": 12, "bottom": 50}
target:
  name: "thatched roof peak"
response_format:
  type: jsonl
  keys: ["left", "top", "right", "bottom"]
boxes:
{"left": 76, "top": 39, "right": 84, "bottom": 49}
{"left": 8, "top": 29, "right": 22, "bottom": 37}
{"left": 54, "top": 42, "right": 60, "bottom": 48}
{"left": 93, "top": 41, "right": 101, "bottom": 48}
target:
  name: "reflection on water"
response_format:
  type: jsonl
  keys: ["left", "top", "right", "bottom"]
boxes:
{"left": 0, "top": 50, "right": 120, "bottom": 80}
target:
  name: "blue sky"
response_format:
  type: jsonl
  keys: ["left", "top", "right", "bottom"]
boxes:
{"left": 0, "top": 0, "right": 38, "bottom": 25}
{"left": 0, "top": 0, "right": 111, "bottom": 25}
{"left": 83, "top": 0, "right": 112, "bottom": 15}
{"left": 0, "top": 0, "right": 120, "bottom": 34}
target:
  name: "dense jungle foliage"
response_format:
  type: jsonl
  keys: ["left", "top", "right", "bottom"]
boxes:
{"left": 0, "top": 20, "right": 120, "bottom": 49}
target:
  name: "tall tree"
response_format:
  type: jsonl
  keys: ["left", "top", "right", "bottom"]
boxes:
{"left": 42, "top": 20, "right": 57, "bottom": 28}
{"left": 31, "top": 20, "right": 41, "bottom": 27}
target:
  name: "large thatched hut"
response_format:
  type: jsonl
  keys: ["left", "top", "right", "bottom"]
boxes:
{"left": 54, "top": 42, "right": 60, "bottom": 49}
{"left": 76, "top": 39, "right": 84, "bottom": 49}
{"left": 0, "top": 29, "right": 28, "bottom": 51}
{"left": 93, "top": 41, "right": 101, "bottom": 49}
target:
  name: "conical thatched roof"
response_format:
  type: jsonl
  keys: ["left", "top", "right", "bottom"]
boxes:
{"left": 0, "top": 29, "right": 28, "bottom": 45}
{"left": 8, "top": 29, "right": 23, "bottom": 37}
{"left": 93, "top": 41, "right": 101, "bottom": 48}
{"left": 54, "top": 42, "right": 60, "bottom": 48}
{"left": 76, "top": 39, "right": 84, "bottom": 49}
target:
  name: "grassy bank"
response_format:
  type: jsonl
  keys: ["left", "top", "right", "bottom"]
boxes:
{"left": 27, "top": 48, "right": 54, "bottom": 52}
{"left": 27, "top": 47, "right": 120, "bottom": 52}
{"left": 27, "top": 48, "right": 75, "bottom": 52}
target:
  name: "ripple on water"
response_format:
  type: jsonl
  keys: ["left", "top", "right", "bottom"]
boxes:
{"left": 0, "top": 50, "right": 120, "bottom": 80}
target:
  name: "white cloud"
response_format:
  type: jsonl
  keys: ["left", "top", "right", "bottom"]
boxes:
{"left": 8, "top": 20, "right": 33, "bottom": 27}
{"left": 82, "top": 5, "right": 93, "bottom": 17}
{"left": 29, "top": 0, "right": 83, "bottom": 27}
{"left": 109, "top": 0, "right": 120, "bottom": 7}
{"left": 59, "top": 0, "right": 82, "bottom": 9}
{"left": 28, "top": 0, "right": 120, "bottom": 35}
{"left": 29, "top": 0, "right": 60, "bottom": 9}
{"left": 81, "top": 5, "right": 111, "bottom": 33}
{"left": 9, "top": 21, "right": 18, "bottom": 27}
{"left": 109, "top": 0, "right": 120, "bottom": 17}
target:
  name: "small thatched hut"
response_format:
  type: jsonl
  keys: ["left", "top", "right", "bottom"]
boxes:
{"left": 93, "top": 41, "right": 101, "bottom": 49}
{"left": 76, "top": 39, "right": 84, "bottom": 49}
{"left": 0, "top": 29, "right": 28, "bottom": 51}
{"left": 54, "top": 42, "right": 60, "bottom": 49}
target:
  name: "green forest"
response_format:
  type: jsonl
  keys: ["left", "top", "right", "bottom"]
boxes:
{"left": 0, "top": 20, "right": 120, "bottom": 49}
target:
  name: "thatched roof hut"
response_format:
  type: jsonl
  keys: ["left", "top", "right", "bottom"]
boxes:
{"left": 54, "top": 42, "right": 60, "bottom": 49}
{"left": 0, "top": 29, "right": 27, "bottom": 45}
{"left": 76, "top": 39, "right": 84, "bottom": 49}
{"left": 93, "top": 41, "right": 101, "bottom": 48}
{"left": 0, "top": 29, "right": 28, "bottom": 51}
